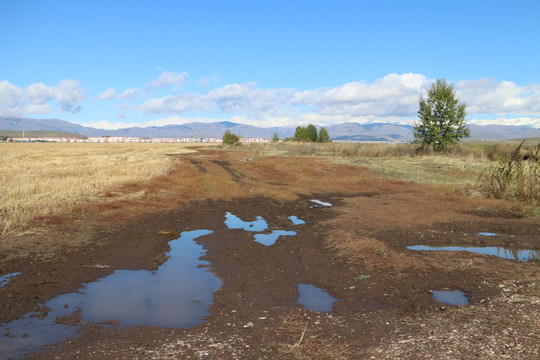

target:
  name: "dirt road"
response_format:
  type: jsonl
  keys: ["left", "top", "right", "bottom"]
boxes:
{"left": 1, "top": 150, "right": 538, "bottom": 359}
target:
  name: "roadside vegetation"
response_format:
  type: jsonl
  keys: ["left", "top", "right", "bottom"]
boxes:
{"left": 479, "top": 140, "right": 540, "bottom": 202}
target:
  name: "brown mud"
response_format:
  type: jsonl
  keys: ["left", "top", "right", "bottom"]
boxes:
{"left": 1, "top": 149, "right": 539, "bottom": 359}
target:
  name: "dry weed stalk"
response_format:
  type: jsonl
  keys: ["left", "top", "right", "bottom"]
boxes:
{"left": 275, "top": 312, "right": 350, "bottom": 360}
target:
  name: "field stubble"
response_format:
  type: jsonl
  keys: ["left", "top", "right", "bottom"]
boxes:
{"left": 0, "top": 143, "right": 198, "bottom": 235}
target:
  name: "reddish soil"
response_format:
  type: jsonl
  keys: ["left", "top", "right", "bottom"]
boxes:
{"left": 1, "top": 150, "right": 539, "bottom": 359}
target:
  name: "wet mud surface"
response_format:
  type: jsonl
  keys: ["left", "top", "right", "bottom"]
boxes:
{"left": 1, "top": 152, "right": 539, "bottom": 359}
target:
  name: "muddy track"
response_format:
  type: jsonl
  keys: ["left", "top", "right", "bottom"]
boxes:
{"left": 0, "top": 151, "right": 539, "bottom": 359}
{"left": 210, "top": 159, "right": 247, "bottom": 184}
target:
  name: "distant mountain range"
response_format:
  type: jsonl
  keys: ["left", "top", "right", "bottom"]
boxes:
{"left": 2, "top": 117, "right": 540, "bottom": 142}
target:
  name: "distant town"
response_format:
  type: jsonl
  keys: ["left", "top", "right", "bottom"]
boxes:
{"left": 2, "top": 136, "right": 272, "bottom": 144}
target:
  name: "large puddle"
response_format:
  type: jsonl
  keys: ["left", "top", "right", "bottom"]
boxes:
{"left": 0, "top": 230, "right": 221, "bottom": 358}
{"left": 2, "top": 206, "right": 315, "bottom": 357}
{"left": 297, "top": 284, "right": 337, "bottom": 313}
{"left": 407, "top": 245, "right": 539, "bottom": 262}
{"left": 431, "top": 290, "right": 469, "bottom": 306}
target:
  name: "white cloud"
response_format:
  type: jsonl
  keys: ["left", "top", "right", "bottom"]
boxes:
{"left": 468, "top": 117, "right": 540, "bottom": 128}
{"left": 456, "top": 78, "right": 540, "bottom": 115}
{"left": 95, "top": 70, "right": 188, "bottom": 102}
{"left": 139, "top": 93, "right": 206, "bottom": 115}
{"left": 25, "top": 79, "right": 84, "bottom": 113}
{"left": 26, "top": 104, "right": 51, "bottom": 114}
{"left": 0, "top": 79, "right": 84, "bottom": 116}
{"left": 139, "top": 82, "right": 296, "bottom": 118}
{"left": 96, "top": 87, "right": 141, "bottom": 100}
{"left": 25, "top": 82, "right": 55, "bottom": 104}
{"left": 149, "top": 70, "right": 188, "bottom": 89}
{"left": 293, "top": 73, "right": 428, "bottom": 117}
{"left": 0, "top": 80, "right": 25, "bottom": 116}
{"left": 54, "top": 79, "right": 85, "bottom": 113}
{"left": 81, "top": 120, "right": 143, "bottom": 130}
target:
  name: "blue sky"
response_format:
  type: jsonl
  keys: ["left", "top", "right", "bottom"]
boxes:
{"left": 1, "top": 0, "right": 539, "bottom": 129}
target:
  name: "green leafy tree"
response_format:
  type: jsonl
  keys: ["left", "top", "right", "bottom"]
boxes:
{"left": 318, "top": 127, "right": 330, "bottom": 142}
{"left": 413, "top": 79, "right": 470, "bottom": 151}
{"left": 272, "top": 133, "right": 280, "bottom": 142}
{"left": 294, "top": 126, "right": 311, "bottom": 141}
{"left": 222, "top": 129, "right": 240, "bottom": 145}
{"left": 307, "top": 124, "right": 318, "bottom": 142}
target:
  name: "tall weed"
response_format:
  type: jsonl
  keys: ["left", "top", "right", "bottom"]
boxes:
{"left": 478, "top": 141, "right": 540, "bottom": 202}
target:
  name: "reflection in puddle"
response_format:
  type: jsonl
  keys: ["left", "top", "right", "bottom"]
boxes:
{"left": 0, "top": 230, "right": 221, "bottom": 359}
{"left": 224, "top": 212, "right": 268, "bottom": 232}
{"left": 407, "top": 245, "right": 539, "bottom": 262}
{"left": 288, "top": 216, "right": 305, "bottom": 225}
{"left": 431, "top": 290, "right": 469, "bottom": 306}
{"left": 0, "top": 272, "right": 20, "bottom": 288}
{"left": 297, "top": 284, "right": 337, "bottom": 313}
{"left": 253, "top": 231, "right": 297, "bottom": 246}
{"left": 310, "top": 200, "right": 332, "bottom": 207}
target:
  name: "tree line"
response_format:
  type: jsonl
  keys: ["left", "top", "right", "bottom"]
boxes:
{"left": 293, "top": 124, "right": 330, "bottom": 143}
{"left": 222, "top": 124, "right": 331, "bottom": 145}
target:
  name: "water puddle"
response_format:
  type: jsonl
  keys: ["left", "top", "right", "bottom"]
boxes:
{"left": 288, "top": 216, "right": 305, "bottom": 225}
{"left": 477, "top": 232, "right": 498, "bottom": 237}
{"left": 310, "top": 199, "right": 332, "bottom": 207}
{"left": 224, "top": 212, "right": 268, "bottom": 232}
{"left": 253, "top": 231, "right": 297, "bottom": 246}
{"left": 431, "top": 290, "right": 469, "bottom": 306}
{"left": 407, "top": 245, "right": 539, "bottom": 262}
{"left": 0, "top": 230, "right": 221, "bottom": 359}
{"left": 0, "top": 272, "right": 20, "bottom": 288}
{"left": 297, "top": 284, "right": 337, "bottom": 313}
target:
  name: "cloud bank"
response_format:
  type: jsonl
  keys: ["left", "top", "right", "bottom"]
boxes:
{"left": 0, "top": 79, "right": 84, "bottom": 116}
{"left": 2, "top": 72, "right": 540, "bottom": 129}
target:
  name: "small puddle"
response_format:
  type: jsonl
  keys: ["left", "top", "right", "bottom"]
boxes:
{"left": 0, "top": 230, "right": 221, "bottom": 359}
{"left": 476, "top": 232, "right": 515, "bottom": 238}
{"left": 407, "top": 245, "right": 539, "bottom": 262}
{"left": 297, "top": 284, "right": 337, "bottom": 313}
{"left": 431, "top": 290, "right": 469, "bottom": 306}
{"left": 288, "top": 216, "right": 305, "bottom": 225}
{"left": 0, "top": 272, "right": 20, "bottom": 288}
{"left": 224, "top": 212, "right": 268, "bottom": 232}
{"left": 310, "top": 199, "right": 332, "bottom": 207}
{"left": 253, "top": 231, "right": 297, "bottom": 246}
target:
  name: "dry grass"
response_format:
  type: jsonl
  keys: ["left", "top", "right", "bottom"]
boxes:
{"left": 325, "top": 229, "right": 423, "bottom": 274}
{"left": 0, "top": 143, "right": 197, "bottom": 235}
{"left": 236, "top": 142, "right": 496, "bottom": 191}
{"left": 247, "top": 141, "right": 540, "bottom": 160}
